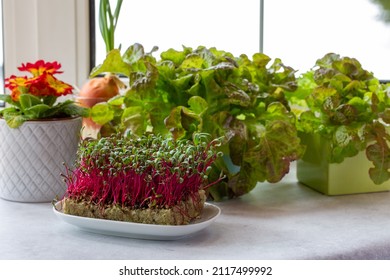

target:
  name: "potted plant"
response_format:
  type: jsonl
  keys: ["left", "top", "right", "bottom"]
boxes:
{"left": 59, "top": 132, "right": 223, "bottom": 225}
{"left": 288, "top": 53, "right": 390, "bottom": 195}
{"left": 0, "top": 60, "right": 89, "bottom": 202}
{"left": 87, "top": 43, "right": 304, "bottom": 200}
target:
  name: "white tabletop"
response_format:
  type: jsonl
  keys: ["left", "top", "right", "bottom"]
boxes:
{"left": 1, "top": 163, "right": 390, "bottom": 260}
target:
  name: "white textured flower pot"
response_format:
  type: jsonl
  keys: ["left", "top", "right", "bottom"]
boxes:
{"left": 0, "top": 117, "right": 82, "bottom": 202}
{"left": 297, "top": 132, "right": 390, "bottom": 195}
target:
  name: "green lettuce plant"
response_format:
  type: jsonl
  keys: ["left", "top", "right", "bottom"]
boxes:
{"left": 88, "top": 43, "right": 304, "bottom": 200}
{"left": 289, "top": 53, "right": 390, "bottom": 184}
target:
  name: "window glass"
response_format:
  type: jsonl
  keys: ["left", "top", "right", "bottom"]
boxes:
{"left": 94, "top": 0, "right": 261, "bottom": 63}
{"left": 264, "top": 0, "right": 390, "bottom": 80}
{"left": 93, "top": 0, "right": 390, "bottom": 81}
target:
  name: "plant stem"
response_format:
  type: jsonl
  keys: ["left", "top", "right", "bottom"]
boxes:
{"left": 99, "top": 0, "right": 123, "bottom": 53}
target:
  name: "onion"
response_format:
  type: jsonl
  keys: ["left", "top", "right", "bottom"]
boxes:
{"left": 77, "top": 74, "right": 124, "bottom": 108}
{"left": 77, "top": 74, "right": 125, "bottom": 138}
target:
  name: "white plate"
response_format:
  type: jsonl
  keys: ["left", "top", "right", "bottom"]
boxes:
{"left": 53, "top": 201, "right": 221, "bottom": 240}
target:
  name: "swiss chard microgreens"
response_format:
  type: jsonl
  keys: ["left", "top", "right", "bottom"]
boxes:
{"left": 89, "top": 43, "right": 304, "bottom": 200}
{"left": 290, "top": 53, "right": 390, "bottom": 184}
{"left": 63, "top": 132, "right": 223, "bottom": 208}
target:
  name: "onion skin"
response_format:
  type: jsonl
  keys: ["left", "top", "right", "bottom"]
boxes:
{"left": 77, "top": 75, "right": 121, "bottom": 108}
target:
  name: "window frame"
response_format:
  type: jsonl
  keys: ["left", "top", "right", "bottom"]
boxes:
{"left": 2, "top": 0, "right": 91, "bottom": 88}
{"left": 89, "top": 0, "right": 96, "bottom": 72}
{"left": 0, "top": 0, "right": 4, "bottom": 107}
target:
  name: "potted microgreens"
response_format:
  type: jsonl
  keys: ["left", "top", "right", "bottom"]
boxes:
{"left": 88, "top": 43, "right": 304, "bottom": 200}
{"left": 0, "top": 60, "right": 88, "bottom": 202}
{"left": 60, "top": 132, "right": 223, "bottom": 225}
{"left": 288, "top": 53, "right": 390, "bottom": 195}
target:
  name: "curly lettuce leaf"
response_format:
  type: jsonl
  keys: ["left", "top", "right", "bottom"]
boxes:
{"left": 290, "top": 53, "right": 390, "bottom": 185}
{"left": 90, "top": 49, "right": 132, "bottom": 77}
{"left": 244, "top": 120, "right": 302, "bottom": 183}
{"left": 90, "top": 43, "right": 303, "bottom": 199}
{"left": 365, "top": 121, "right": 390, "bottom": 184}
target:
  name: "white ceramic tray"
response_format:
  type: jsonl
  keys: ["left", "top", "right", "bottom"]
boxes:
{"left": 53, "top": 201, "right": 221, "bottom": 240}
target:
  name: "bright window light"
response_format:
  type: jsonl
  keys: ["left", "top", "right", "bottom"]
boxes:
{"left": 264, "top": 0, "right": 390, "bottom": 80}
{"left": 94, "top": 0, "right": 261, "bottom": 63}
{"left": 93, "top": 0, "right": 390, "bottom": 80}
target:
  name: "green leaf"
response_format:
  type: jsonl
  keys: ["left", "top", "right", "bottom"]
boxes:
{"left": 122, "top": 43, "right": 146, "bottom": 65}
{"left": 262, "top": 102, "right": 295, "bottom": 124}
{"left": 1, "top": 108, "right": 27, "bottom": 128}
{"left": 164, "top": 106, "right": 202, "bottom": 140}
{"left": 38, "top": 100, "right": 88, "bottom": 119}
{"left": 366, "top": 142, "right": 390, "bottom": 184}
{"left": 62, "top": 103, "right": 90, "bottom": 118}
{"left": 227, "top": 163, "right": 259, "bottom": 196}
{"left": 19, "top": 94, "right": 42, "bottom": 111}
{"left": 160, "top": 48, "right": 188, "bottom": 65}
{"left": 297, "top": 111, "right": 322, "bottom": 133}
{"left": 243, "top": 119, "right": 304, "bottom": 183}
{"left": 380, "top": 108, "right": 390, "bottom": 124}
{"left": 348, "top": 97, "right": 368, "bottom": 114}
{"left": 330, "top": 125, "right": 365, "bottom": 162}
{"left": 171, "top": 74, "right": 194, "bottom": 92}
{"left": 364, "top": 122, "right": 390, "bottom": 184}
{"left": 180, "top": 55, "right": 204, "bottom": 69}
{"left": 121, "top": 106, "right": 147, "bottom": 136}
{"left": 315, "top": 53, "right": 340, "bottom": 68}
{"left": 307, "top": 86, "right": 337, "bottom": 108}
{"left": 107, "top": 95, "right": 125, "bottom": 106}
{"left": 91, "top": 103, "right": 115, "bottom": 125}
{"left": 226, "top": 117, "right": 247, "bottom": 166}
{"left": 188, "top": 96, "right": 208, "bottom": 115}
{"left": 128, "top": 62, "right": 159, "bottom": 93}
{"left": 286, "top": 71, "right": 316, "bottom": 107}
{"left": 0, "top": 94, "right": 20, "bottom": 108}
{"left": 252, "top": 52, "right": 271, "bottom": 68}
{"left": 223, "top": 83, "right": 251, "bottom": 107}
{"left": 23, "top": 104, "right": 51, "bottom": 119}
{"left": 90, "top": 49, "right": 131, "bottom": 77}
{"left": 42, "top": 95, "right": 57, "bottom": 106}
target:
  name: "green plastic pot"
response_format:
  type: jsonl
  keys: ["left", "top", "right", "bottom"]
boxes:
{"left": 297, "top": 132, "right": 390, "bottom": 195}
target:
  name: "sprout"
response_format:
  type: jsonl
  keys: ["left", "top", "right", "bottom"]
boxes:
{"left": 63, "top": 133, "right": 224, "bottom": 209}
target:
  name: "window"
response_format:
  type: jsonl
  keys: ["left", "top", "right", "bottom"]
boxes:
{"left": 2, "top": 0, "right": 90, "bottom": 88}
{"left": 92, "top": 0, "right": 261, "bottom": 65}
{"left": 92, "top": 0, "right": 390, "bottom": 81}
{"left": 264, "top": 0, "right": 390, "bottom": 81}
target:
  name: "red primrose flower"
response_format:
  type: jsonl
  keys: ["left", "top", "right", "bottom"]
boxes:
{"left": 5, "top": 60, "right": 73, "bottom": 102}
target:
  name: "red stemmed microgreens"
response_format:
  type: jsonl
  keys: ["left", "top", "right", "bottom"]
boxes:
{"left": 63, "top": 132, "right": 223, "bottom": 209}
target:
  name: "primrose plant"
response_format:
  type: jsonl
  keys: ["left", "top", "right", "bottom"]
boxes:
{"left": 0, "top": 60, "right": 88, "bottom": 128}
